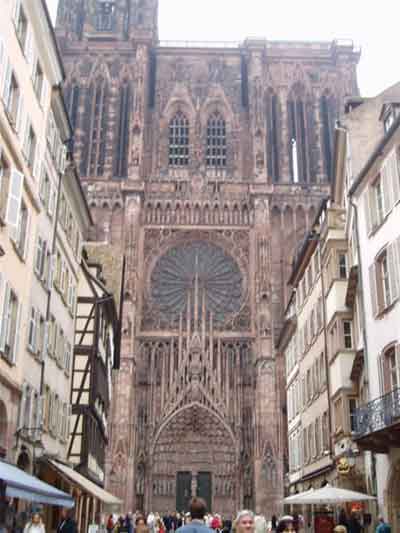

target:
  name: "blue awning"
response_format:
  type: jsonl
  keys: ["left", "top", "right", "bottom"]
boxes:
{"left": 0, "top": 460, "right": 74, "bottom": 508}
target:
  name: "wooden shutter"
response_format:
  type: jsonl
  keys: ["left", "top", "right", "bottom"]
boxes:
{"left": 381, "top": 158, "right": 393, "bottom": 217}
{"left": 17, "top": 382, "right": 27, "bottom": 431}
{"left": 369, "top": 263, "right": 379, "bottom": 317}
{"left": 33, "top": 141, "right": 41, "bottom": 181}
{"left": 396, "top": 344, "right": 400, "bottom": 391}
{"left": 394, "top": 236, "right": 400, "bottom": 295}
{"left": 48, "top": 185, "right": 56, "bottom": 217}
{"left": 391, "top": 149, "right": 400, "bottom": 205}
{"left": 22, "top": 116, "right": 31, "bottom": 159}
{"left": 387, "top": 241, "right": 399, "bottom": 303}
{"left": 0, "top": 37, "right": 5, "bottom": 95}
{"left": 28, "top": 306, "right": 36, "bottom": 351}
{"left": 12, "top": 0, "right": 21, "bottom": 24}
{"left": 16, "top": 94, "right": 25, "bottom": 140}
{"left": 0, "top": 282, "right": 10, "bottom": 352}
{"left": 363, "top": 188, "right": 372, "bottom": 235}
{"left": 11, "top": 301, "right": 21, "bottom": 364}
{"left": 0, "top": 274, "right": 3, "bottom": 350}
{"left": 1, "top": 57, "right": 12, "bottom": 106}
{"left": 25, "top": 27, "right": 35, "bottom": 74}
{"left": 40, "top": 78, "right": 49, "bottom": 110}
{"left": 22, "top": 210, "right": 30, "bottom": 260}
{"left": 36, "top": 395, "right": 45, "bottom": 440}
{"left": 42, "top": 321, "right": 49, "bottom": 362}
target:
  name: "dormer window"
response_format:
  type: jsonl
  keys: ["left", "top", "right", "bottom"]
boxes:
{"left": 380, "top": 102, "right": 400, "bottom": 134}
{"left": 96, "top": 1, "right": 116, "bottom": 32}
{"left": 384, "top": 113, "right": 394, "bottom": 134}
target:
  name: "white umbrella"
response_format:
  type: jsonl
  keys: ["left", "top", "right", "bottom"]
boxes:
{"left": 284, "top": 488, "right": 314, "bottom": 503}
{"left": 283, "top": 484, "right": 376, "bottom": 505}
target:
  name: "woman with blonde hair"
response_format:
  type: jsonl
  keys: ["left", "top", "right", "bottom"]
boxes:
{"left": 23, "top": 513, "right": 45, "bottom": 533}
{"left": 234, "top": 511, "right": 255, "bottom": 533}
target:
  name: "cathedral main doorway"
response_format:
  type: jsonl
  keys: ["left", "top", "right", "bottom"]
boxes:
{"left": 176, "top": 471, "right": 212, "bottom": 512}
{"left": 150, "top": 404, "right": 237, "bottom": 515}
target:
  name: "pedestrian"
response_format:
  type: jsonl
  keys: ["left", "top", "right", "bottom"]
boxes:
{"left": 107, "top": 515, "right": 115, "bottom": 533}
{"left": 375, "top": 516, "right": 391, "bottom": 533}
{"left": 125, "top": 513, "right": 134, "bottom": 533}
{"left": 136, "top": 515, "right": 149, "bottom": 533}
{"left": 176, "top": 498, "right": 213, "bottom": 533}
{"left": 270, "top": 516, "right": 278, "bottom": 533}
{"left": 348, "top": 513, "right": 362, "bottom": 533}
{"left": 222, "top": 517, "right": 232, "bottom": 533}
{"left": 254, "top": 514, "right": 267, "bottom": 533}
{"left": 334, "top": 526, "right": 347, "bottom": 533}
{"left": 56, "top": 509, "right": 77, "bottom": 533}
{"left": 23, "top": 513, "right": 45, "bottom": 533}
{"left": 338, "top": 509, "right": 349, "bottom": 528}
{"left": 211, "top": 515, "right": 222, "bottom": 531}
{"left": 234, "top": 511, "right": 255, "bottom": 533}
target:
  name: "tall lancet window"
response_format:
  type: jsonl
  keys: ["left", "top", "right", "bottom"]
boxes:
{"left": 96, "top": 1, "right": 116, "bottom": 32}
{"left": 287, "top": 86, "right": 311, "bottom": 183}
{"left": 115, "top": 83, "right": 131, "bottom": 178}
{"left": 206, "top": 112, "right": 227, "bottom": 168}
{"left": 169, "top": 112, "right": 189, "bottom": 167}
{"left": 68, "top": 84, "right": 80, "bottom": 130}
{"left": 266, "top": 90, "right": 280, "bottom": 182}
{"left": 320, "top": 92, "right": 337, "bottom": 180}
{"left": 81, "top": 78, "right": 109, "bottom": 177}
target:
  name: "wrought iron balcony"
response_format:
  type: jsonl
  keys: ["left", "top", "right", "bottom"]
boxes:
{"left": 353, "top": 387, "right": 400, "bottom": 452}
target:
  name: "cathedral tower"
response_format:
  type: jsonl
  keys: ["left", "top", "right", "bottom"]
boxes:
{"left": 56, "top": 1, "right": 360, "bottom": 513}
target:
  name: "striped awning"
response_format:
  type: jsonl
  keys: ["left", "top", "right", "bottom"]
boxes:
{"left": 0, "top": 460, "right": 74, "bottom": 507}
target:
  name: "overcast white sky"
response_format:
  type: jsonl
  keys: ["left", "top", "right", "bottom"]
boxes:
{"left": 46, "top": 0, "right": 399, "bottom": 97}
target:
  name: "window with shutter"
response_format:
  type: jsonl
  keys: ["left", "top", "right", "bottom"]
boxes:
{"left": 381, "top": 158, "right": 393, "bottom": 217}
{"left": 342, "top": 320, "right": 353, "bottom": 349}
{"left": 27, "top": 306, "right": 37, "bottom": 352}
{"left": 369, "top": 263, "right": 379, "bottom": 317}
{"left": 373, "top": 176, "right": 384, "bottom": 226}
{"left": 14, "top": 201, "right": 29, "bottom": 258}
{"left": 23, "top": 385, "right": 32, "bottom": 431}
{"left": 17, "top": 382, "right": 27, "bottom": 431}
{"left": 387, "top": 241, "right": 399, "bottom": 303}
{"left": 37, "top": 314, "right": 45, "bottom": 361}
{"left": 0, "top": 285, "right": 19, "bottom": 364}
{"left": 15, "top": 5, "right": 28, "bottom": 51}
{"left": 5, "top": 73, "right": 20, "bottom": 126}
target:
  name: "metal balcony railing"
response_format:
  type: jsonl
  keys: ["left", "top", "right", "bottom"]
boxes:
{"left": 353, "top": 387, "right": 400, "bottom": 439}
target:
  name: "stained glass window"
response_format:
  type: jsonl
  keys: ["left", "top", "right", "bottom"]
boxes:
{"left": 169, "top": 112, "right": 189, "bottom": 166}
{"left": 151, "top": 242, "right": 243, "bottom": 323}
{"left": 206, "top": 112, "right": 227, "bottom": 167}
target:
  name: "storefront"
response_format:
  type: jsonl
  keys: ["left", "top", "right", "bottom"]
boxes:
{"left": 39, "top": 459, "right": 122, "bottom": 533}
{"left": 0, "top": 460, "right": 74, "bottom": 531}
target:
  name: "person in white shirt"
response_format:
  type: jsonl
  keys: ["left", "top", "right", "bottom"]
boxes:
{"left": 23, "top": 513, "right": 45, "bottom": 533}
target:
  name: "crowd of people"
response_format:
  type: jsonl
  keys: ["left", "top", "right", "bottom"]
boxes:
{"left": 103, "top": 499, "right": 391, "bottom": 533}
{"left": 4, "top": 498, "right": 391, "bottom": 532}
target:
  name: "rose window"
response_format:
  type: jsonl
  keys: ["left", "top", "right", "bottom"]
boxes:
{"left": 150, "top": 241, "right": 243, "bottom": 323}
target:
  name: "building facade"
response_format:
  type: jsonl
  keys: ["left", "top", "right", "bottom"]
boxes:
{"left": 55, "top": 0, "right": 360, "bottom": 513}
{"left": 343, "top": 84, "right": 400, "bottom": 528}
{"left": 0, "top": 0, "right": 68, "bottom": 467}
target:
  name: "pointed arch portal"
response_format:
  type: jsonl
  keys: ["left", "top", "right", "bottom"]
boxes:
{"left": 150, "top": 403, "right": 238, "bottom": 515}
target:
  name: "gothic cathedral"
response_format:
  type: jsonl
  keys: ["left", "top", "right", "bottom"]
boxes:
{"left": 55, "top": 0, "right": 360, "bottom": 515}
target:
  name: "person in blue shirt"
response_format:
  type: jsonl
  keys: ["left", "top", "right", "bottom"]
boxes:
{"left": 375, "top": 516, "right": 391, "bottom": 533}
{"left": 176, "top": 499, "right": 212, "bottom": 533}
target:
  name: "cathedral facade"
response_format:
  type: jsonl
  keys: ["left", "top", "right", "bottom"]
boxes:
{"left": 55, "top": 0, "right": 360, "bottom": 515}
